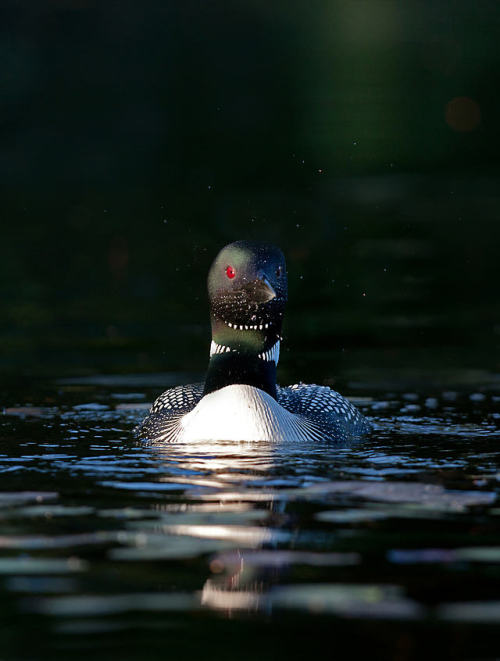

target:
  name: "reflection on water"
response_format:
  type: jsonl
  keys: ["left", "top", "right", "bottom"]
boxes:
{"left": 1, "top": 376, "right": 500, "bottom": 658}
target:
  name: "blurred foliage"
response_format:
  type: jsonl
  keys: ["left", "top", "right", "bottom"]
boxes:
{"left": 0, "top": 0, "right": 499, "bottom": 378}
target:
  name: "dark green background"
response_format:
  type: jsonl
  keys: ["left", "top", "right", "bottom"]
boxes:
{"left": 1, "top": 1, "right": 499, "bottom": 383}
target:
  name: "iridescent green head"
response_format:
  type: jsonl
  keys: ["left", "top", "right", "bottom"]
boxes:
{"left": 207, "top": 240, "right": 287, "bottom": 355}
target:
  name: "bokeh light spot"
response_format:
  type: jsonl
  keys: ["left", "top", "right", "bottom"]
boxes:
{"left": 445, "top": 97, "right": 481, "bottom": 132}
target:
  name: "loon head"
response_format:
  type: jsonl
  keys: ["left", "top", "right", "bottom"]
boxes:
{"left": 207, "top": 240, "right": 287, "bottom": 357}
{"left": 204, "top": 241, "right": 287, "bottom": 398}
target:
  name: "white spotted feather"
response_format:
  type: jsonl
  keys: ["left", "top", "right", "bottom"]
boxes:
{"left": 137, "top": 381, "right": 370, "bottom": 443}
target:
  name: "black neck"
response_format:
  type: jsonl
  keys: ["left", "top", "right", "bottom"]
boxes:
{"left": 203, "top": 352, "right": 277, "bottom": 399}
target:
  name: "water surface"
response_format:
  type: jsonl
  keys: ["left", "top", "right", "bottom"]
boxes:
{"left": 1, "top": 373, "right": 500, "bottom": 659}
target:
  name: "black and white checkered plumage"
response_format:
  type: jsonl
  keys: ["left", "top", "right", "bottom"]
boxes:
{"left": 137, "top": 381, "right": 370, "bottom": 443}
{"left": 136, "top": 241, "right": 371, "bottom": 443}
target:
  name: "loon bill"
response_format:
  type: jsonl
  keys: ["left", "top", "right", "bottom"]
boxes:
{"left": 136, "top": 240, "right": 371, "bottom": 443}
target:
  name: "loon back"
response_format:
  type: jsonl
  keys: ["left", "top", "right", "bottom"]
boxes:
{"left": 136, "top": 240, "right": 371, "bottom": 443}
{"left": 137, "top": 382, "right": 370, "bottom": 443}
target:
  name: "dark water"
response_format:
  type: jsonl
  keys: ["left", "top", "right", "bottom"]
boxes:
{"left": 2, "top": 372, "right": 500, "bottom": 660}
{"left": 2, "top": 1, "right": 500, "bottom": 378}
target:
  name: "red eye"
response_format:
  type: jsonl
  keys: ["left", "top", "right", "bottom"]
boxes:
{"left": 226, "top": 265, "right": 236, "bottom": 279}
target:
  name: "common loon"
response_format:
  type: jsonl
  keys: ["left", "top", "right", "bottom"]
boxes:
{"left": 137, "top": 241, "right": 371, "bottom": 443}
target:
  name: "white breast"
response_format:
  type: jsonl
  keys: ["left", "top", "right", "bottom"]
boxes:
{"left": 177, "top": 384, "right": 316, "bottom": 442}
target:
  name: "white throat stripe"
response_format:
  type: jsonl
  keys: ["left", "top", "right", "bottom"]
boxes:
{"left": 210, "top": 340, "right": 280, "bottom": 365}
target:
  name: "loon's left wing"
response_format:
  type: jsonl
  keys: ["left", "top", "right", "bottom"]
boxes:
{"left": 277, "top": 383, "right": 371, "bottom": 442}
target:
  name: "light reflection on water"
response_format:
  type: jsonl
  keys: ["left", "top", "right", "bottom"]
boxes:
{"left": 0, "top": 378, "right": 500, "bottom": 657}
